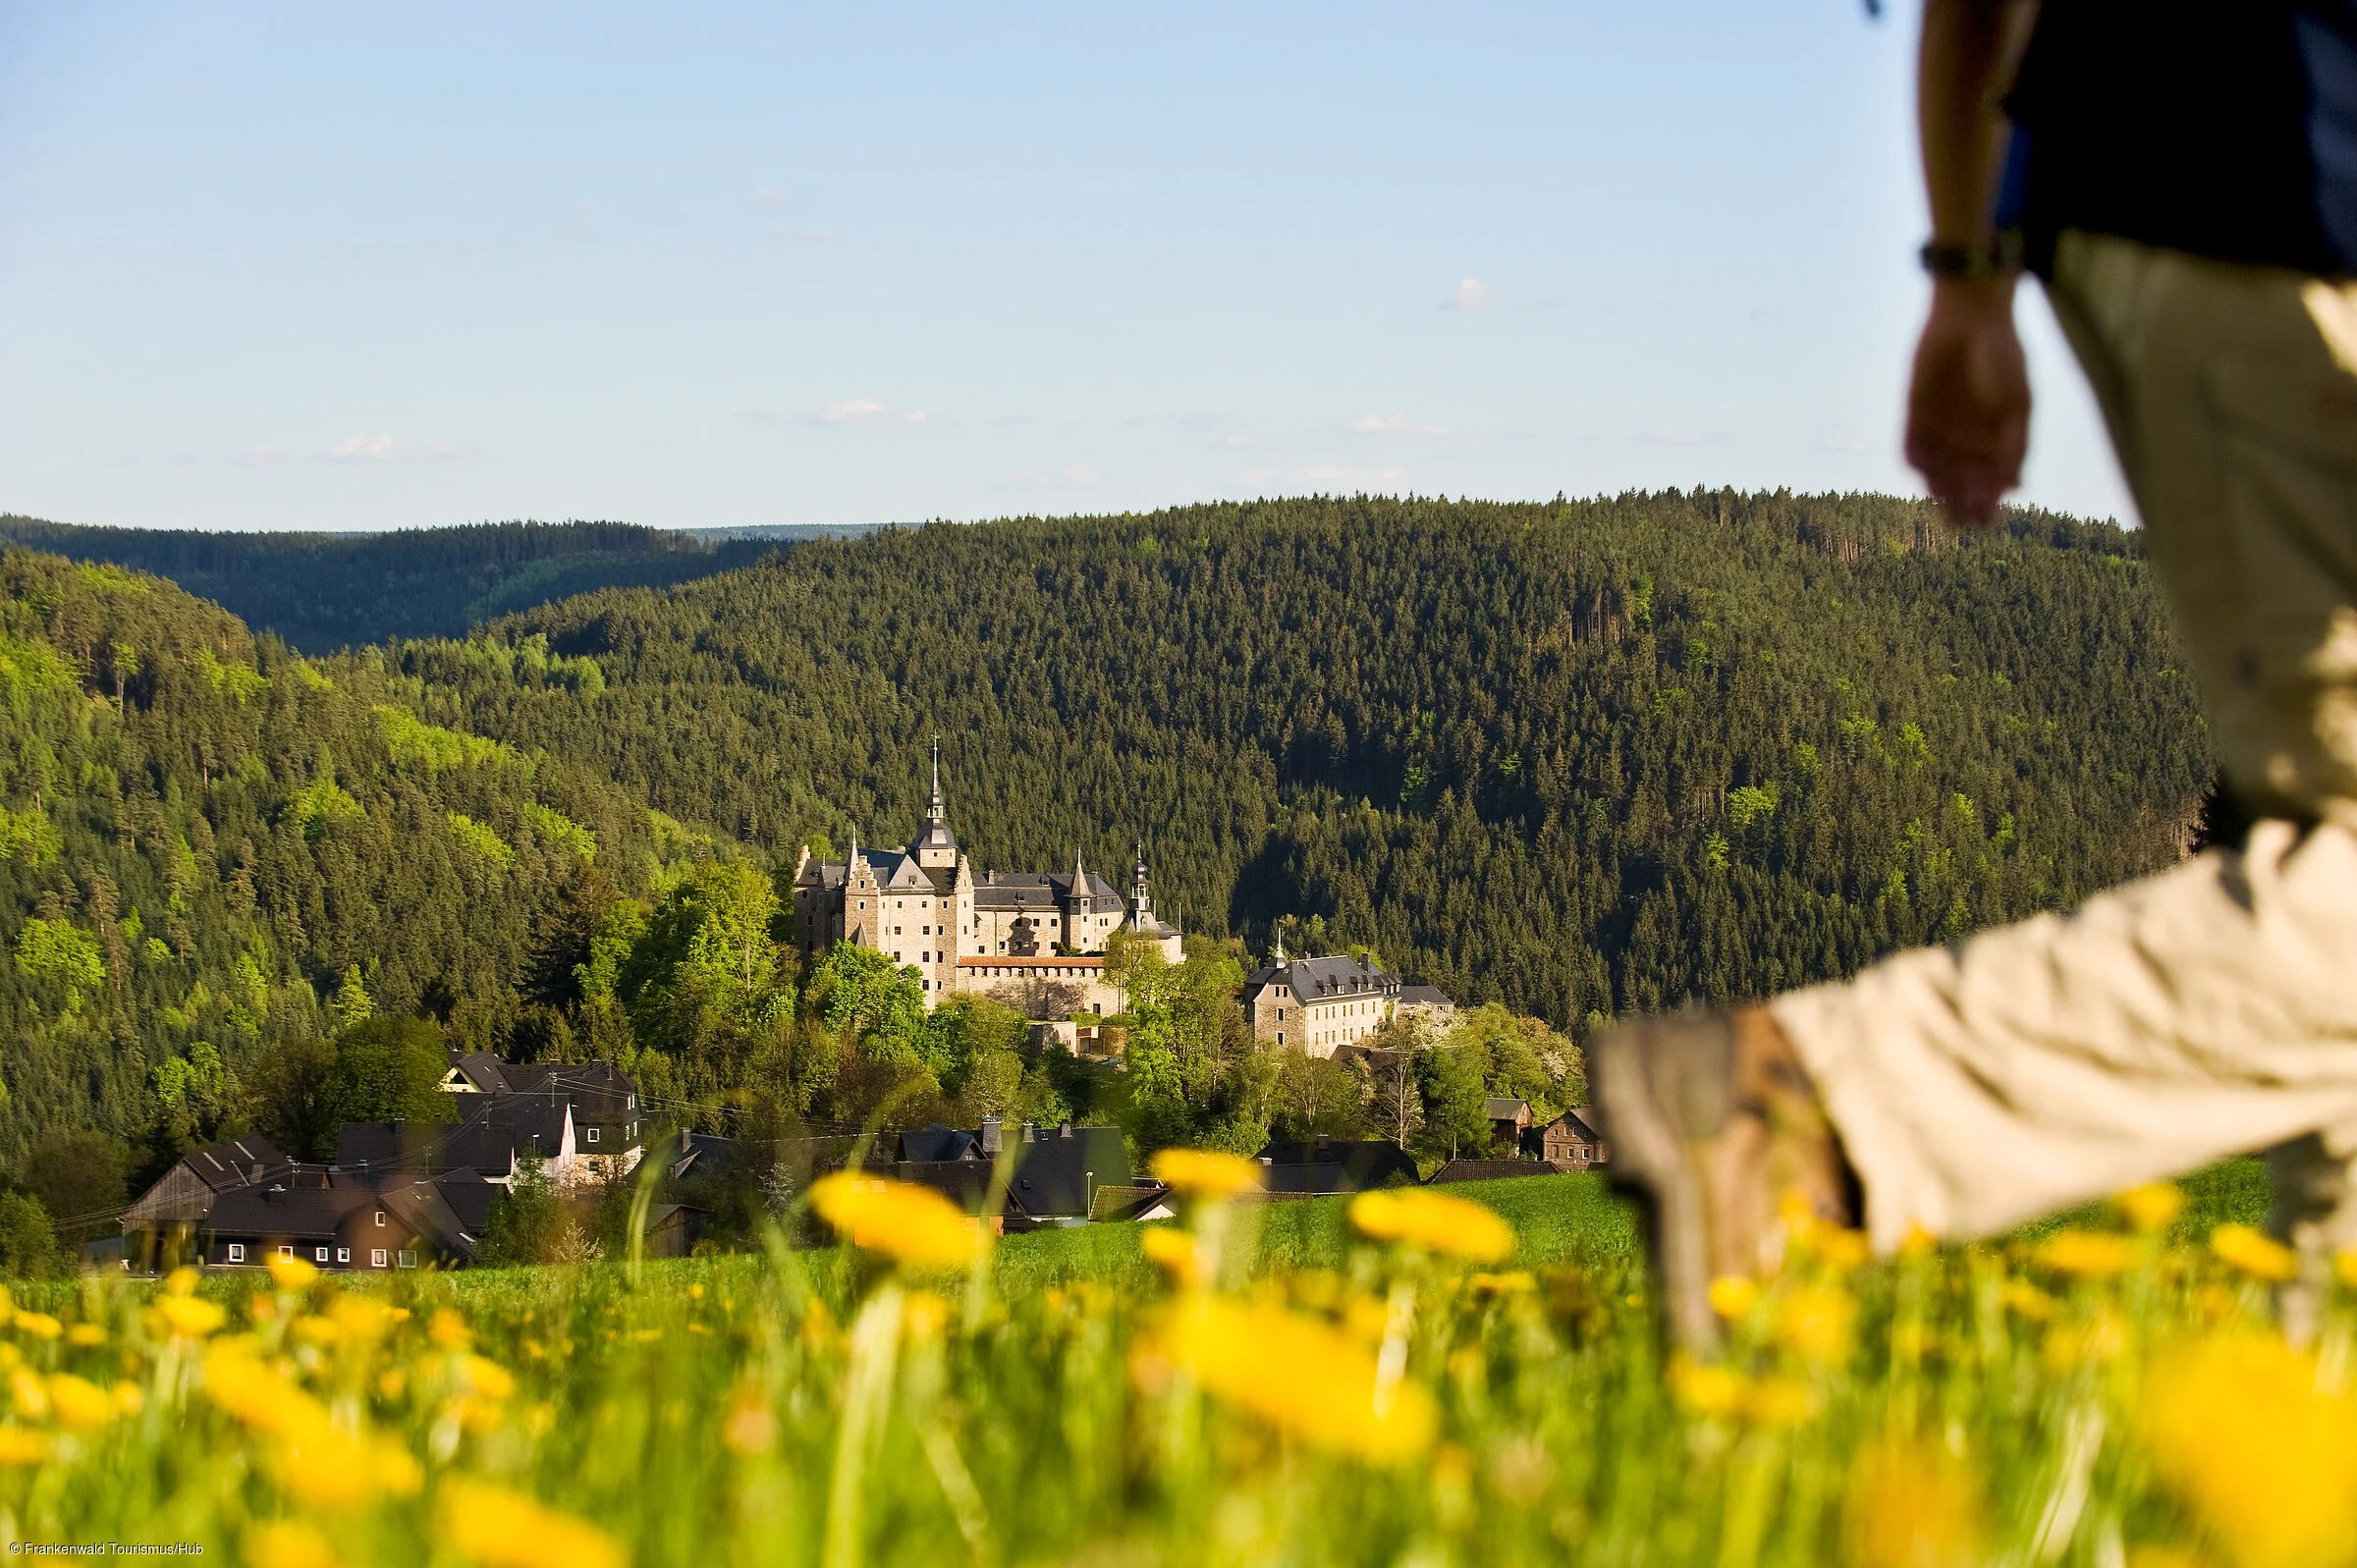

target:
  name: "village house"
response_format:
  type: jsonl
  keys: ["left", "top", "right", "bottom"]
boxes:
{"left": 1239, "top": 948, "right": 1423, "bottom": 1058}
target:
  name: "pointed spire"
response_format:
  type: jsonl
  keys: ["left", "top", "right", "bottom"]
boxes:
{"left": 928, "top": 735, "right": 945, "bottom": 821}
{"left": 1274, "top": 928, "right": 1287, "bottom": 963}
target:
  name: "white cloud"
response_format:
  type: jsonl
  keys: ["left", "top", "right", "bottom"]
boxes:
{"left": 323, "top": 433, "right": 467, "bottom": 462}
{"left": 1439, "top": 276, "right": 1561, "bottom": 313}
{"left": 816, "top": 399, "right": 925, "bottom": 428}
{"left": 1349, "top": 411, "right": 1467, "bottom": 439}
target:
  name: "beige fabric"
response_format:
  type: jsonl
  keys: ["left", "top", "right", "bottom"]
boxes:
{"left": 1772, "top": 231, "right": 2357, "bottom": 1255}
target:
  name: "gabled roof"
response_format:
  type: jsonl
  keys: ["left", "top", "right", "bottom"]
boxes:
{"left": 970, "top": 869, "right": 1123, "bottom": 911}
{"left": 1484, "top": 1097, "right": 1531, "bottom": 1121}
{"left": 379, "top": 1178, "right": 482, "bottom": 1261}
{"left": 899, "top": 1124, "right": 982, "bottom": 1162}
{"left": 449, "top": 1053, "right": 512, "bottom": 1093}
{"left": 202, "top": 1183, "right": 379, "bottom": 1240}
{"left": 183, "top": 1135, "right": 294, "bottom": 1192}
{"left": 1545, "top": 1109, "right": 1604, "bottom": 1143}
{"left": 1243, "top": 954, "right": 1401, "bottom": 1000}
{"left": 336, "top": 1097, "right": 570, "bottom": 1180}
{"left": 1397, "top": 985, "right": 1455, "bottom": 1008}
{"left": 1258, "top": 1140, "right": 1420, "bottom": 1189}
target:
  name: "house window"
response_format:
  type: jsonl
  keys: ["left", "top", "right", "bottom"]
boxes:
{"left": 314, "top": 1246, "right": 330, "bottom": 1264}
{"left": 337, "top": 1248, "right": 351, "bottom": 1264}
{"left": 227, "top": 1243, "right": 246, "bottom": 1263}
{"left": 277, "top": 1245, "right": 294, "bottom": 1260}
{"left": 375, "top": 1211, "right": 387, "bottom": 1227}
{"left": 397, "top": 1251, "right": 416, "bottom": 1269}
{"left": 371, "top": 1250, "right": 388, "bottom": 1268}
{"left": 585, "top": 1127, "right": 600, "bottom": 1144}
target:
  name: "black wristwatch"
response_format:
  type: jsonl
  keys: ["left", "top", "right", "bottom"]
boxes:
{"left": 1920, "top": 231, "right": 2024, "bottom": 279}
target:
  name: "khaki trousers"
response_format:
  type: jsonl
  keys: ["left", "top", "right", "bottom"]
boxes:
{"left": 1773, "top": 231, "right": 2357, "bottom": 1263}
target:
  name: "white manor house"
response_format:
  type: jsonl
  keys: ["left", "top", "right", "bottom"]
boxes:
{"left": 790, "top": 750, "right": 1183, "bottom": 1013}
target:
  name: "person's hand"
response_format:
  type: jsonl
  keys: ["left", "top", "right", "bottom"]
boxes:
{"left": 1904, "top": 275, "right": 2030, "bottom": 528}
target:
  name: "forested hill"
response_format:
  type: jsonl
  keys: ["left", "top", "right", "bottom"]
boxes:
{"left": 421, "top": 490, "right": 2207, "bottom": 1027}
{"left": 0, "top": 517, "right": 797, "bottom": 653}
{"left": 0, "top": 548, "right": 715, "bottom": 1168}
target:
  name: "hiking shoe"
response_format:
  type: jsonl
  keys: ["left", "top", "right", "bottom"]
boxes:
{"left": 1593, "top": 1005, "right": 1857, "bottom": 1355}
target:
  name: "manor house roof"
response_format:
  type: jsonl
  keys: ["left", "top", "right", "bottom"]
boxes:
{"left": 1244, "top": 954, "right": 1401, "bottom": 1001}
{"left": 971, "top": 868, "right": 1122, "bottom": 911}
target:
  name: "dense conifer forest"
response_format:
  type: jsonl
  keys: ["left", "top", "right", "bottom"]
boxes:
{"left": 439, "top": 491, "right": 2207, "bottom": 1024}
{"left": 0, "top": 516, "right": 790, "bottom": 652}
{"left": 0, "top": 491, "right": 2212, "bottom": 1238}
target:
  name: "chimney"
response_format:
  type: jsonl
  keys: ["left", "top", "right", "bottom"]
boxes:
{"left": 1060, "top": 1122, "right": 1072, "bottom": 1139}
{"left": 1021, "top": 1121, "right": 1037, "bottom": 1143}
{"left": 980, "top": 1116, "right": 1003, "bottom": 1155}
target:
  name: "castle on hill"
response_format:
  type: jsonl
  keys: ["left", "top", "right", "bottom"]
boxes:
{"left": 790, "top": 747, "right": 1182, "bottom": 1014}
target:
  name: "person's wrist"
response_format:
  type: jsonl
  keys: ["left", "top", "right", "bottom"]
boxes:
{"left": 1928, "top": 269, "right": 2017, "bottom": 314}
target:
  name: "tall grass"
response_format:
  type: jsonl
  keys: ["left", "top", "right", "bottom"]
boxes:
{"left": 1, "top": 1161, "right": 2343, "bottom": 1568}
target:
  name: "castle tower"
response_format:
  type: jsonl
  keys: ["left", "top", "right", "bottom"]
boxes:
{"left": 909, "top": 737, "right": 959, "bottom": 871}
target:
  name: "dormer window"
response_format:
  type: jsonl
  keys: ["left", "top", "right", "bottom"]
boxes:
{"left": 585, "top": 1127, "right": 600, "bottom": 1144}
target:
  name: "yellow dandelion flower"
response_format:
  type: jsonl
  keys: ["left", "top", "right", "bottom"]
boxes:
{"left": 0, "top": 1426, "right": 50, "bottom": 1465}
{"left": 1139, "top": 1226, "right": 1200, "bottom": 1286}
{"left": 45, "top": 1373, "right": 113, "bottom": 1430}
{"left": 291, "top": 1316, "right": 341, "bottom": 1348}
{"left": 1843, "top": 1434, "right": 1986, "bottom": 1568}
{"left": 376, "top": 1369, "right": 406, "bottom": 1401}
{"left": 1707, "top": 1274, "right": 1761, "bottom": 1321}
{"left": 8, "top": 1368, "right": 45, "bottom": 1421}
{"left": 901, "top": 1291, "right": 952, "bottom": 1340}
{"left": 2001, "top": 1280, "right": 2058, "bottom": 1322}
{"left": 12, "top": 1312, "right": 60, "bottom": 1340}
{"left": 65, "top": 1324, "right": 103, "bottom": 1348}
{"left": 111, "top": 1381, "right": 142, "bottom": 1417}
{"left": 461, "top": 1355, "right": 517, "bottom": 1402}
{"left": 1347, "top": 1189, "right": 1515, "bottom": 1263}
{"left": 1155, "top": 1295, "right": 1437, "bottom": 1464}
{"left": 2119, "top": 1183, "right": 2188, "bottom": 1234}
{"left": 1774, "top": 1284, "right": 1856, "bottom": 1366}
{"left": 430, "top": 1308, "right": 472, "bottom": 1348}
{"left": 439, "top": 1477, "right": 627, "bottom": 1568}
{"left": 2142, "top": 1334, "right": 2357, "bottom": 1568}
{"left": 2336, "top": 1248, "right": 2357, "bottom": 1291}
{"left": 0, "top": 1286, "right": 13, "bottom": 1318}
{"left": 153, "top": 1294, "right": 225, "bottom": 1339}
{"left": 2211, "top": 1223, "right": 2297, "bottom": 1283}
{"left": 267, "top": 1253, "right": 319, "bottom": 1291}
{"left": 1147, "top": 1148, "right": 1264, "bottom": 1200}
{"left": 201, "top": 1343, "right": 330, "bottom": 1440}
{"left": 1743, "top": 1376, "right": 1820, "bottom": 1428}
{"left": 163, "top": 1267, "right": 199, "bottom": 1298}
{"left": 329, "top": 1296, "right": 399, "bottom": 1343}
{"left": 807, "top": 1174, "right": 985, "bottom": 1270}
{"left": 2036, "top": 1228, "right": 2138, "bottom": 1278}
{"left": 246, "top": 1518, "right": 339, "bottom": 1568}
{"left": 1667, "top": 1356, "right": 1748, "bottom": 1420}
{"left": 1469, "top": 1271, "right": 1535, "bottom": 1296}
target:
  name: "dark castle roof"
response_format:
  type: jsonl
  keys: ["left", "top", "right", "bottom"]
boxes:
{"left": 1242, "top": 954, "right": 1400, "bottom": 1000}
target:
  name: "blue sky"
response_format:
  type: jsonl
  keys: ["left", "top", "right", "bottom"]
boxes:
{"left": 0, "top": 1, "right": 2132, "bottom": 534}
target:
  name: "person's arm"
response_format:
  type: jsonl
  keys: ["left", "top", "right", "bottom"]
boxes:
{"left": 1904, "top": 0, "right": 2040, "bottom": 528}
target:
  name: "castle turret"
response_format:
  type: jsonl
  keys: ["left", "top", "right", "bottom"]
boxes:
{"left": 909, "top": 738, "right": 959, "bottom": 870}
